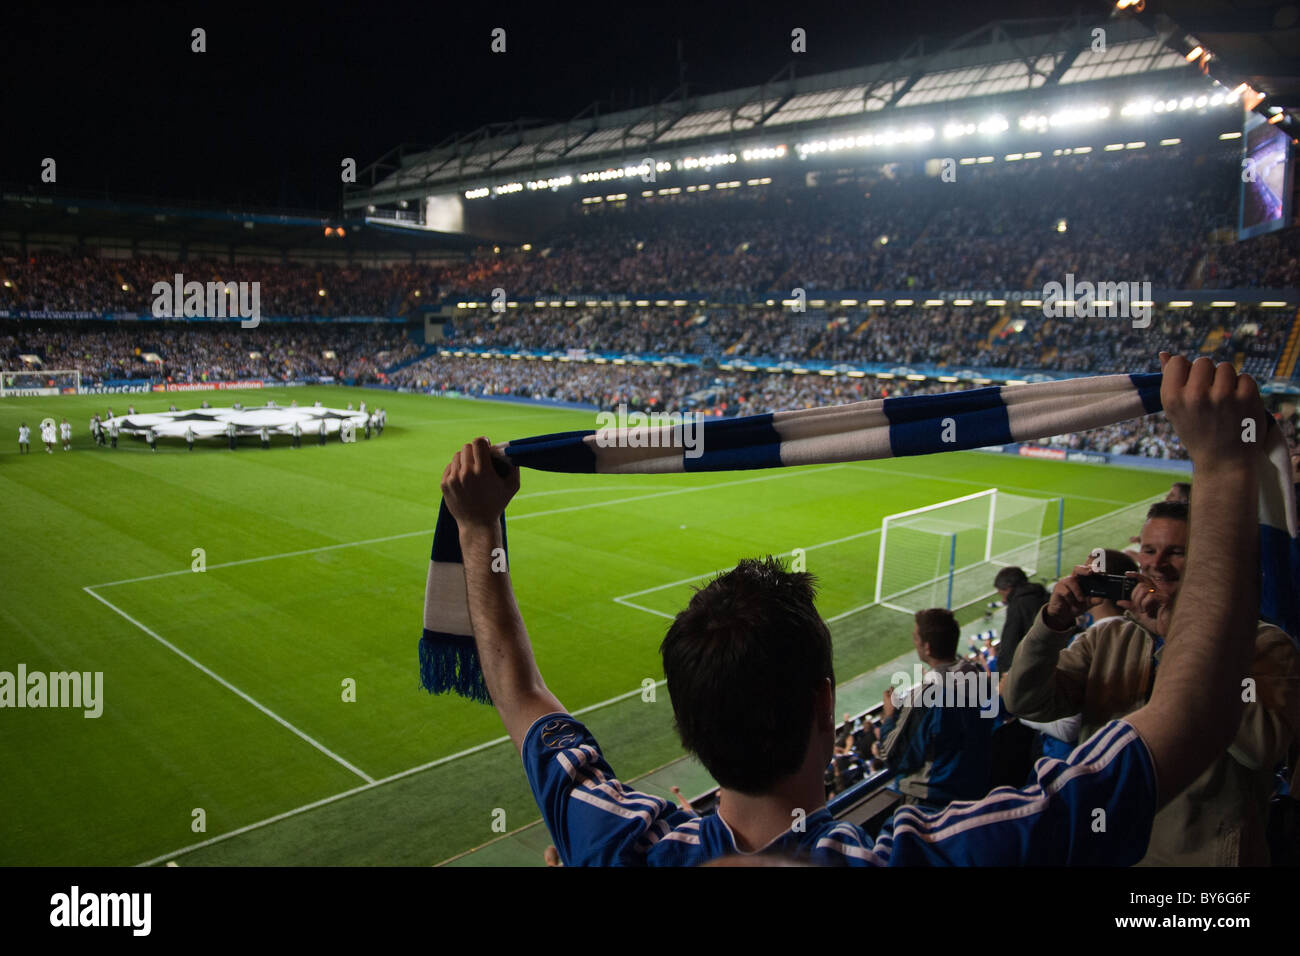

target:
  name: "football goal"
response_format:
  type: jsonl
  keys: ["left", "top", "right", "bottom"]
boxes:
{"left": 0, "top": 368, "right": 80, "bottom": 397}
{"left": 874, "top": 488, "right": 1061, "bottom": 613}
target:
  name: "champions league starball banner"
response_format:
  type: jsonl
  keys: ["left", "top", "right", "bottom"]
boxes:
{"left": 101, "top": 403, "right": 371, "bottom": 440}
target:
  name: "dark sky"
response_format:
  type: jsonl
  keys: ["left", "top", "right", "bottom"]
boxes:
{"left": 3, "top": 0, "right": 1102, "bottom": 211}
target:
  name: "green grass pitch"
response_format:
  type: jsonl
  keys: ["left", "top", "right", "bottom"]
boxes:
{"left": 0, "top": 387, "right": 1178, "bottom": 866}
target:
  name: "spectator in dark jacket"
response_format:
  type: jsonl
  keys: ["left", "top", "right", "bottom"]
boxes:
{"left": 993, "top": 567, "right": 1049, "bottom": 676}
{"left": 990, "top": 567, "right": 1049, "bottom": 787}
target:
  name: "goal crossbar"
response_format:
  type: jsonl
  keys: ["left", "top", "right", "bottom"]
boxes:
{"left": 874, "top": 488, "right": 1057, "bottom": 613}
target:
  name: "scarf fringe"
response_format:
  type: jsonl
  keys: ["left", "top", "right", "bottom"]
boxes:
{"left": 419, "top": 632, "right": 492, "bottom": 705}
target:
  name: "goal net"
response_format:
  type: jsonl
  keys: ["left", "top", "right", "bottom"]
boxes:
{"left": 874, "top": 489, "right": 1058, "bottom": 613}
{"left": 0, "top": 369, "right": 81, "bottom": 397}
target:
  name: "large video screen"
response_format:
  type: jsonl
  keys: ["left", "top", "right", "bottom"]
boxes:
{"left": 1239, "top": 109, "right": 1294, "bottom": 240}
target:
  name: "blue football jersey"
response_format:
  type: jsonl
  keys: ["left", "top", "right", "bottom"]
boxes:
{"left": 522, "top": 713, "right": 1156, "bottom": 866}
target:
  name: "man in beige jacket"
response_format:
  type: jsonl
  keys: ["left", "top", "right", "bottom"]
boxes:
{"left": 1003, "top": 499, "right": 1300, "bottom": 865}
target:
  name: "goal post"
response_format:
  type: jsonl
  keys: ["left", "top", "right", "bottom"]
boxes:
{"left": 0, "top": 369, "right": 81, "bottom": 397}
{"left": 874, "top": 488, "right": 1061, "bottom": 614}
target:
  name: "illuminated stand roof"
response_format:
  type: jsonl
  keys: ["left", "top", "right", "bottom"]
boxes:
{"left": 346, "top": 15, "right": 1203, "bottom": 213}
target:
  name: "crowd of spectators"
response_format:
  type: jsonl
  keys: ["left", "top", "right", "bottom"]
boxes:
{"left": 827, "top": 711, "right": 886, "bottom": 798}
{"left": 389, "top": 353, "right": 950, "bottom": 413}
{"left": 1204, "top": 230, "right": 1300, "bottom": 289}
{"left": 435, "top": 147, "right": 1298, "bottom": 297}
{"left": 1054, "top": 416, "right": 1188, "bottom": 459}
{"left": 0, "top": 320, "right": 420, "bottom": 385}
{"left": 3, "top": 145, "right": 1297, "bottom": 326}
{"left": 446, "top": 302, "right": 1289, "bottom": 377}
{"left": 0, "top": 252, "right": 441, "bottom": 318}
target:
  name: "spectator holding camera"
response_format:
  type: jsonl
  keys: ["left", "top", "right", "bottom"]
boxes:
{"left": 1003, "top": 491, "right": 1300, "bottom": 864}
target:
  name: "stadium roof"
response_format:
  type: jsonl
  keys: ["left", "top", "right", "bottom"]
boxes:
{"left": 345, "top": 13, "right": 1206, "bottom": 209}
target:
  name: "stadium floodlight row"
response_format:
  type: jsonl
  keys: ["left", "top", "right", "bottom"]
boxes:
{"left": 346, "top": 16, "right": 1219, "bottom": 215}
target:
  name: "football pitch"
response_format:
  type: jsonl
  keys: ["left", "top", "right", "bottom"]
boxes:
{"left": 0, "top": 386, "right": 1177, "bottom": 866}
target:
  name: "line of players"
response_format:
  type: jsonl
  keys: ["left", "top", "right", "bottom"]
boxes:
{"left": 17, "top": 402, "right": 388, "bottom": 453}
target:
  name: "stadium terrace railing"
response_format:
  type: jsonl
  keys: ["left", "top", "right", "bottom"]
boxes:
{"left": 445, "top": 288, "right": 1297, "bottom": 309}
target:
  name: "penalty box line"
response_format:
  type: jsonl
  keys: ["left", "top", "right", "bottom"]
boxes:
{"left": 83, "top": 585, "right": 376, "bottom": 785}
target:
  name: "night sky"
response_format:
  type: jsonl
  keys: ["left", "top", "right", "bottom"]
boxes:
{"left": 3, "top": 0, "right": 1101, "bottom": 211}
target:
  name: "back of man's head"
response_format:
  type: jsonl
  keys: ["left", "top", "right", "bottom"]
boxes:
{"left": 915, "top": 608, "right": 960, "bottom": 660}
{"left": 660, "top": 556, "right": 834, "bottom": 796}
{"left": 993, "top": 566, "right": 1029, "bottom": 592}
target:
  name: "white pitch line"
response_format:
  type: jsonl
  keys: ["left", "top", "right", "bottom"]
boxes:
{"left": 612, "top": 598, "right": 677, "bottom": 620}
{"left": 134, "top": 676, "right": 667, "bottom": 867}
{"left": 827, "top": 599, "right": 881, "bottom": 623}
{"left": 85, "top": 528, "right": 438, "bottom": 590}
{"left": 134, "top": 737, "right": 508, "bottom": 868}
{"left": 84, "top": 586, "right": 374, "bottom": 785}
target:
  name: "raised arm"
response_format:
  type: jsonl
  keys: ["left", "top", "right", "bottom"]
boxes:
{"left": 441, "top": 436, "right": 563, "bottom": 751}
{"left": 1124, "top": 355, "right": 1267, "bottom": 807}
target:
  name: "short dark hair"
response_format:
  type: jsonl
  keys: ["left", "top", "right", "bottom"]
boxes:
{"left": 1169, "top": 482, "right": 1191, "bottom": 500}
{"left": 914, "top": 608, "right": 960, "bottom": 659}
{"left": 993, "top": 566, "right": 1028, "bottom": 591}
{"left": 1146, "top": 500, "right": 1189, "bottom": 523}
{"left": 660, "top": 556, "right": 834, "bottom": 796}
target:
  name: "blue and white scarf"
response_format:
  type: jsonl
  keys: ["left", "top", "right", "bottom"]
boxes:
{"left": 420, "top": 372, "right": 1300, "bottom": 702}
